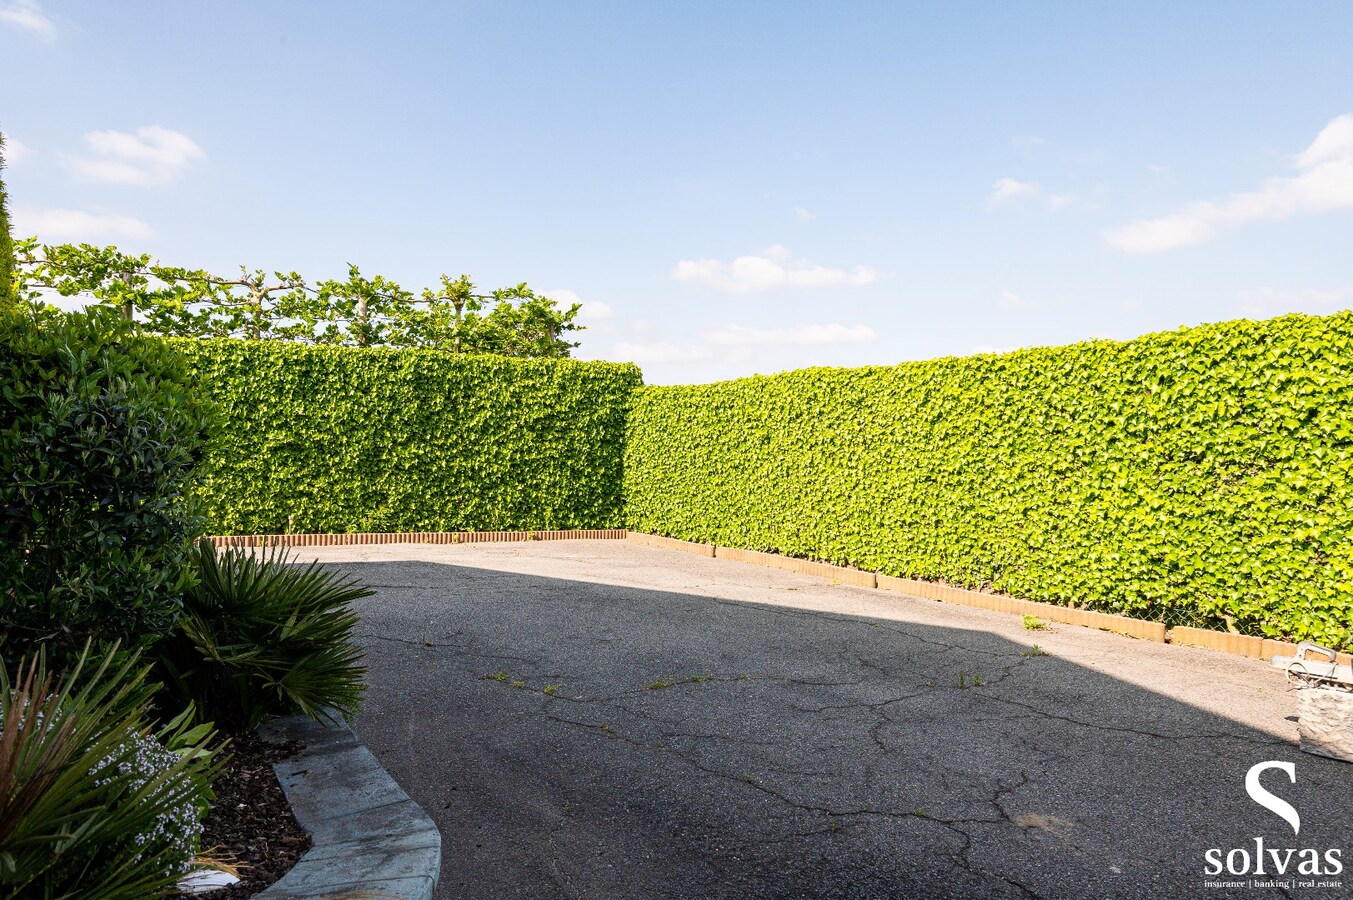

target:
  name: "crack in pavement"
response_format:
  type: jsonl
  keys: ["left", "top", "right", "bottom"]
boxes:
{"left": 346, "top": 558, "right": 1323, "bottom": 898}
{"left": 980, "top": 692, "right": 1293, "bottom": 749}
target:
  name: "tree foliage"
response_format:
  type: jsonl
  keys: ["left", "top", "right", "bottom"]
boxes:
{"left": 13, "top": 240, "right": 584, "bottom": 357}
{"left": 0, "top": 133, "right": 15, "bottom": 309}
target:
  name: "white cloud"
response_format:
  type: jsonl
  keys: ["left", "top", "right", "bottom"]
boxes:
{"left": 1237, "top": 287, "right": 1353, "bottom": 318}
{"left": 670, "top": 245, "right": 877, "bottom": 294}
{"left": 11, "top": 206, "right": 153, "bottom": 241}
{"left": 1012, "top": 136, "right": 1056, "bottom": 156}
{"left": 610, "top": 341, "right": 712, "bottom": 364}
{"left": 65, "top": 125, "right": 206, "bottom": 186}
{"left": 2, "top": 136, "right": 29, "bottom": 165}
{"left": 581, "top": 301, "right": 614, "bottom": 321}
{"left": 702, "top": 323, "right": 876, "bottom": 346}
{"left": 996, "top": 291, "right": 1039, "bottom": 311}
{"left": 985, "top": 177, "right": 1042, "bottom": 206}
{"left": 546, "top": 289, "right": 614, "bottom": 325}
{"left": 546, "top": 288, "right": 582, "bottom": 306}
{"left": 0, "top": 0, "right": 54, "bottom": 39}
{"left": 1047, "top": 193, "right": 1077, "bottom": 210}
{"left": 1105, "top": 114, "right": 1353, "bottom": 253}
{"left": 793, "top": 206, "right": 815, "bottom": 222}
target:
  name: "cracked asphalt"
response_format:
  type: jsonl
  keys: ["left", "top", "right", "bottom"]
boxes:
{"left": 302, "top": 540, "right": 1352, "bottom": 899}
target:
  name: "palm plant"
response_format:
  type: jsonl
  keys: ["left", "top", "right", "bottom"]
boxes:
{"left": 157, "top": 539, "right": 373, "bottom": 732}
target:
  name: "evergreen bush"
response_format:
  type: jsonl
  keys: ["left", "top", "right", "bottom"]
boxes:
{"left": 0, "top": 307, "right": 209, "bottom": 669}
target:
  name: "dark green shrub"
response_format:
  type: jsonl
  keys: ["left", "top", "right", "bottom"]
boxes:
{"left": 0, "top": 306, "right": 209, "bottom": 670}
{"left": 0, "top": 646, "right": 220, "bottom": 899}
{"left": 157, "top": 539, "right": 373, "bottom": 732}
{"left": 625, "top": 312, "right": 1353, "bottom": 651}
{"left": 174, "top": 338, "right": 641, "bottom": 534}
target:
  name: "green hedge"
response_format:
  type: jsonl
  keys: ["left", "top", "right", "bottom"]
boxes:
{"left": 177, "top": 339, "right": 641, "bottom": 535}
{"left": 625, "top": 312, "right": 1353, "bottom": 650}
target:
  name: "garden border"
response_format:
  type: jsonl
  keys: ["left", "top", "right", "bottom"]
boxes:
{"left": 619, "top": 533, "right": 1352, "bottom": 664}
{"left": 254, "top": 714, "right": 441, "bottom": 900}
{"left": 215, "top": 528, "right": 1350, "bottom": 665}
{"left": 211, "top": 528, "right": 626, "bottom": 548}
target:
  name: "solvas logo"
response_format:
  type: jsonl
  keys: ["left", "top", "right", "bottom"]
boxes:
{"left": 1203, "top": 761, "right": 1343, "bottom": 884}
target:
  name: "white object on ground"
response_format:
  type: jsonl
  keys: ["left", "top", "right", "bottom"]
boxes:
{"left": 1298, "top": 686, "right": 1353, "bottom": 764}
{"left": 177, "top": 868, "right": 242, "bottom": 894}
{"left": 1272, "top": 641, "right": 1353, "bottom": 688}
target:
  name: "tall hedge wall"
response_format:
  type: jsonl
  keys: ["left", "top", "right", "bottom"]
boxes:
{"left": 625, "top": 312, "right": 1353, "bottom": 650}
{"left": 178, "top": 339, "right": 641, "bottom": 535}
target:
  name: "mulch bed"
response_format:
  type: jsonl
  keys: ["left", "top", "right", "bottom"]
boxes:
{"left": 191, "top": 733, "right": 311, "bottom": 898}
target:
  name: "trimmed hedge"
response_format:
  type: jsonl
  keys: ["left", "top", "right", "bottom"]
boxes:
{"left": 177, "top": 339, "right": 641, "bottom": 534}
{"left": 625, "top": 312, "right": 1353, "bottom": 650}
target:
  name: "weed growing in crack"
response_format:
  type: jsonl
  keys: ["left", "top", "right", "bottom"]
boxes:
{"left": 485, "top": 670, "right": 509, "bottom": 682}
{"left": 542, "top": 683, "right": 560, "bottom": 696}
{"left": 647, "top": 673, "right": 715, "bottom": 691}
{"left": 915, "top": 808, "right": 927, "bottom": 817}
{"left": 1020, "top": 645, "right": 1047, "bottom": 657}
{"left": 510, "top": 680, "right": 526, "bottom": 689}
{"left": 973, "top": 674, "right": 984, "bottom": 687}
{"left": 1022, "top": 615, "right": 1050, "bottom": 631}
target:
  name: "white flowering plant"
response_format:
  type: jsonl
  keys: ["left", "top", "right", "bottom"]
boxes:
{"left": 0, "top": 645, "right": 221, "bottom": 899}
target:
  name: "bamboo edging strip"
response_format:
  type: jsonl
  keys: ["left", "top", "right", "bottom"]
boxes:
{"left": 209, "top": 528, "right": 627, "bottom": 548}
{"left": 624, "top": 531, "right": 716, "bottom": 557}
{"left": 713, "top": 546, "right": 878, "bottom": 588}
{"left": 876, "top": 573, "right": 1166, "bottom": 642}
{"left": 1167, "top": 625, "right": 1353, "bottom": 667}
{"left": 626, "top": 533, "right": 1324, "bottom": 660}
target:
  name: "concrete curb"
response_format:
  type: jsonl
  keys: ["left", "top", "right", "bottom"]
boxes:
{"left": 255, "top": 715, "right": 441, "bottom": 900}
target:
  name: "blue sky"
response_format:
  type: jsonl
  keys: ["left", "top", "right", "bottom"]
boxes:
{"left": 3, "top": 2, "right": 1352, "bottom": 384}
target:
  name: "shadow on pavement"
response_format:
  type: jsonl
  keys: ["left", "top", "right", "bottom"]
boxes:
{"left": 330, "top": 559, "right": 1349, "bottom": 900}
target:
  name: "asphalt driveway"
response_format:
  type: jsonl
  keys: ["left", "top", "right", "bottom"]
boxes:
{"left": 303, "top": 540, "right": 1351, "bottom": 899}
